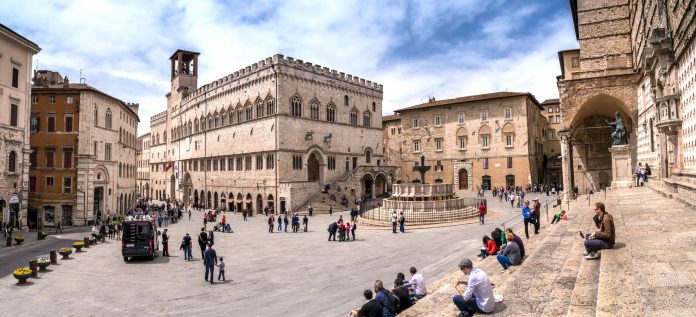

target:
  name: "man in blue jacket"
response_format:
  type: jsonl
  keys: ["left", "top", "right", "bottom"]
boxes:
{"left": 204, "top": 243, "right": 217, "bottom": 284}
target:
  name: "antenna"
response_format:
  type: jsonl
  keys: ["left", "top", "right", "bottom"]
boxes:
{"left": 80, "top": 68, "right": 86, "bottom": 84}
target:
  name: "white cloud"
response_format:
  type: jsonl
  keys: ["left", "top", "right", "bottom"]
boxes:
{"left": 2, "top": 0, "right": 577, "bottom": 134}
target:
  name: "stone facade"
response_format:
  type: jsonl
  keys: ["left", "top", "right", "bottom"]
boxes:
{"left": 382, "top": 92, "right": 552, "bottom": 190}
{"left": 144, "top": 50, "right": 394, "bottom": 214}
{"left": 0, "top": 24, "right": 40, "bottom": 228}
{"left": 541, "top": 99, "right": 563, "bottom": 187}
{"left": 136, "top": 132, "right": 151, "bottom": 199}
{"left": 30, "top": 73, "right": 139, "bottom": 226}
{"left": 559, "top": 0, "right": 696, "bottom": 202}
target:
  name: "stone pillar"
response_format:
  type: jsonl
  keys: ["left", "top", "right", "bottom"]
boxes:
{"left": 371, "top": 181, "right": 376, "bottom": 199}
{"left": 609, "top": 145, "right": 633, "bottom": 188}
{"left": 559, "top": 130, "right": 574, "bottom": 203}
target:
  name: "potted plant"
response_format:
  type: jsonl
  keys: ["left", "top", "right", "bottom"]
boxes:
{"left": 13, "top": 267, "right": 32, "bottom": 284}
{"left": 72, "top": 241, "right": 85, "bottom": 252}
{"left": 36, "top": 257, "right": 51, "bottom": 271}
{"left": 58, "top": 247, "right": 72, "bottom": 259}
{"left": 14, "top": 235, "right": 25, "bottom": 245}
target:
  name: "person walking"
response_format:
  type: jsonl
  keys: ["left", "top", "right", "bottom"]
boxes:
{"left": 351, "top": 220, "right": 356, "bottom": 240}
{"left": 162, "top": 228, "right": 170, "bottom": 257}
{"left": 328, "top": 221, "right": 338, "bottom": 241}
{"left": 478, "top": 203, "right": 486, "bottom": 225}
{"left": 197, "top": 227, "right": 208, "bottom": 259}
{"left": 268, "top": 215, "right": 275, "bottom": 233}
{"left": 522, "top": 201, "right": 533, "bottom": 239}
{"left": 283, "top": 214, "right": 289, "bottom": 232}
{"left": 303, "top": 215, "right": 308, "bottom": 232}
{"left": 532, "top": 198, "right": 541, "bottom": 234}
{"left": 181, "top": 233, "right": 193, "bottom": 260}
{"left": 308, "top": 204, "right": 313, "bottom": 217}
{"left": 55, "top": 220, "right": 63, "bottom": 234}
{"left": 243, "top": 209, "right": 248, "bottom": 221}
{"left": 399, "top": 212, "right": 406, "bottom": 233}
{"left": 204, "top": 244, "right": 218, "bottom": 284}
{"left": 208, "top": 230, "right": 215, "bottom": 246}
{"left": 277, "top": 215, "right": 283, "bottom": 232}
{"left": 188, "top": 209, "right": 192, "bottom": 220}
{"left": 635, "top": 162, "right": 643, "bottom": 187}
{"left": 329, "top": 205, "right": 333, "bottom": 216}
{"left": 391, "top": 211, "right": 398, "bottom": 234}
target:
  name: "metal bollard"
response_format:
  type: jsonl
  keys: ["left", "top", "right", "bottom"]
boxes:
{"left": 84, "top": 237, "right": 90, "bottom": 247}
{"left": 29, "top": 259, "right": 38, "bottom": 278}
{"left": 49, "top": 250, "right": 58, "bottom": 264}
{"left": 6, "top": 236, "right": 11, "bottom": 247}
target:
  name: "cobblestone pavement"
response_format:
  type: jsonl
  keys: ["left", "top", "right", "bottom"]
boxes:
{"left": 0, "top": 192, "right": 554, "bottom": 317}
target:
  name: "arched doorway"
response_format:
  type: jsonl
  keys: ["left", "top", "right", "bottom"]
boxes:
{"left": 361, "top": 173, "right": 374, "bottom": 198}
{"left": 228, "top": 192, "right": 234, "bottom": 211}
{"left": 236, "top": 193, "right": 243, "bottom": 213}
{"left": 256, "top": 194, "right": 263, "bottom": 214}
{"left": 193, "top": 190, "right": 199, "bottom": 206}
{"left": 375, "top": 173, "right": 387, "bottom": 197}
{"left": 267, "top": 194, "right": 274, "bottom": 212}
{"left": 245, "top": 193, "right": 253, "bottom": 213}
{"left": 308, "top": 153, "right": 320, "bottom": 182}
{"left": 207, "top": 191, "right": 212, "bottom": 209}
{"left": 94, "top": 187, "right": 104, "bottom": 220}
{"left": 213, "top": 192, "right": 219, "bottom": 209}
{"left": 458, "top": 169, "right": 469, "bottom": 190}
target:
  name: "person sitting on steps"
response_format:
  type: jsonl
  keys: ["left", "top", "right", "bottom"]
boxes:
{"left": 452, "top": 258, "right": 495, "bottom": 317}
{"left": 580, "top": 202, "right": 615, "bottom": 260}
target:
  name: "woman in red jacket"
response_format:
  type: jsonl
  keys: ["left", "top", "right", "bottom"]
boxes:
{"left": 478, "top": 235, "right": 497, "bottom": 260}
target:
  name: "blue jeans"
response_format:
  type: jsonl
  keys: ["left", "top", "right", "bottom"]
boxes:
{"left": 479, "top": 215, "right": 485, "bottom": 224}
{"left": 183, "top": 245, "right": 192, "bottom": 260}
{"left": 218, "top": 269, "right": 225, "bottom": 281}
{"left": 479, "top": 249, "right": 491, "bottom": 259}
{"left": 399, "top": 222, "right": 404, "bottom": 233}
{"left": 205, "top": 265, "right": 215, "bottom": 283}
{"left": 497, "top": 254, "right": 512, "bottom": 270}
{"left": 392, "top": 222, "right": 397, "bottom": 233}
{"left": 636, "top": 173, "right": 642, "bottom": 186}
{"left": 584, "top": 234, "right": 614, "bottom": 253}
{"left": 453, "top": 295, "right": 479, "bottom": 315}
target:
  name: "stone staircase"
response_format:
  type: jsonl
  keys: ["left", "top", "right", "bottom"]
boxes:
{"left": 401, "top": 187, "right": 696, "bottom": 317}
{"left": 292, "top": 186, "right": 360, "bottom": 215}
{"left": 400, "top": 193, "right": 599, "bottom": 317}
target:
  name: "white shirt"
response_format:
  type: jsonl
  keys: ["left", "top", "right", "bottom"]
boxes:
{"left": 464, "top": 268, "right": 495, "bottom": 313}
{"left": 391, "top": 213, "right": 397, "bottom": 223}
{"left": 410, "top": 272, "right": 427, "bottom": 296}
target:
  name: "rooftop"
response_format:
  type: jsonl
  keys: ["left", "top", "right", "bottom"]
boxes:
{"left": 395, "top": 91, "right": 542, "bottom": 113}
{"left": 542, "top": 98, "right": 560, "bottom": 105}
{"left": 382, "top": 114, "right": 400, "bottom": 122}
{"left": 33, "top": 82, "right": 140, "bottom": 121}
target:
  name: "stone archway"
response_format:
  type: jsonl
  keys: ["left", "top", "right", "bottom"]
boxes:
{"left": 361, "top": 173, "right": 374, "bottom": 198}
{"left": 375, "top": 173, "right": 387, "bottom": 197}
{"left": 453, "top": 162, "right": 473, "bottom": 191}
{"left": 256, "top": 194, "right": 263, "bottom": 214}
{"left": 182, "top": 172, "right": 191, "bottom": 205}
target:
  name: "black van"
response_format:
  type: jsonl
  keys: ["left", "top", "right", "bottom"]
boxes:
{"left": 122, "top": 220, "right": 159, "bottom": 261}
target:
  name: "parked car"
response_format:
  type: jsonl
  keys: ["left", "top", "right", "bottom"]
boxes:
{"left": 122, "top": 220, "right": 159, "bottom": 261}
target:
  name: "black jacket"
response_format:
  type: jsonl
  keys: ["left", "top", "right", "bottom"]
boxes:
{"left": 198, "top": 232, "right": 208, "bottom": 245}
{"left": 357, "top": 299, "right": 382, "bottom": 317}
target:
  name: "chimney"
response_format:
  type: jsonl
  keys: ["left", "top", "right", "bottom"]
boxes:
{"left": 63, "top": 76, "right": 70, "bottom": 88}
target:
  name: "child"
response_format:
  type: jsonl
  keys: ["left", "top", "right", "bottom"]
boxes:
{"left": 551, "top": 210, "right": 567, "bottom": 224}
{"left": 478, "top": 235, "right": 497, "bottom": 260}
{"left": 344, "top": 222, "right": 351, "bottom": 241}
{"left": 217, "top": 257, "right": 225, "bottom": 281}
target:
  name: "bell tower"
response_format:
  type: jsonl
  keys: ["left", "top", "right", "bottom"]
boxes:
{"left": 168, "top": 49, "right": 200, "bottom": 107}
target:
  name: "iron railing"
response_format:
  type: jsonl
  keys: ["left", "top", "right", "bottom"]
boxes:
{"left": 359, "top": 197, "right": 485, "bottom": 225}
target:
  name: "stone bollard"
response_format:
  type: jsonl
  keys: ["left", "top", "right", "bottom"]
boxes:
{"left": 84, "top": 237, "right": 90, "bottom": 247}
{"left": 6, "top": 236, "right": 11, "bottom": 247}
{"left": 29, "top": 259, "right": 38, "bottom": 278}
{"left": 49, "top": 250, "right": 58, "bottom": 264}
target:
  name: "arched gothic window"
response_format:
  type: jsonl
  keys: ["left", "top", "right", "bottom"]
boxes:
{"left": 291, "top": 96, "right": 302, "bottom": 117}
{"left": 194, "top": 118, "right": 199, "bottom": 133}
{"left": 256, "top": 99, "right": 264, "bottom": 118}
{"left": 221, "top": 111, "right": 228, "bottom": 126}
{"left": 229, "top": 110, "right": 234, "bottom": 124}
{"left": 310, "top": 100, "right": 320, "bottom": 119}
{"left": 105, "top": 108, "right": 112, "bottom": 129}
{"left": 326, "top": 103, "right": 336, "bottom": 122}
{"left": 365, "top": 149, "right": 371, "bottom": 164}
{"left": 266, "top": 97, "right": 276, "bottom": 115}
{"left": 94, "top": 108, "right": 99, "bottom": 126}
{"left": 344, "top": 95, "right": 349, "bottom": 107}
{"left": 350, "top": 109, "right": 358, "bottom": 126}
{"left": 163, "top": 132, "right": 167, "bottom": 143}
{"left": 245, "top": 103, "right": 252, "bottom": 121}
{"left": 363, "top": 111, "right": 372, "bottom": 127}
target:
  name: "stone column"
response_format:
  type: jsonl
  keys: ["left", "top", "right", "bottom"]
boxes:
{"left": 371, "top": 180, "right": 376, "bottom": 199}
{"left": 559, "top": 129, "right": 574, "bottom": 203}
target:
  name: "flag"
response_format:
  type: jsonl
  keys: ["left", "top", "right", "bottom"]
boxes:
{"left": 165, "top": 160, "right": 173, "bottom": 172}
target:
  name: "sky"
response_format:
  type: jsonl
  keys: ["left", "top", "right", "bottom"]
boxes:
{"left": 3, "top": 0, "right": 578, "bottom": 135}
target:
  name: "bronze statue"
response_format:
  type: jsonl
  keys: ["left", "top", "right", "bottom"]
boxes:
{"left": 605, "top": 111, "right": 627, "bottom": 145}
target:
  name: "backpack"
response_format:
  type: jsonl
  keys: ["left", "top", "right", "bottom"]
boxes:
{"left": 382, "top": 289, "right": 400, "bottom": 313}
